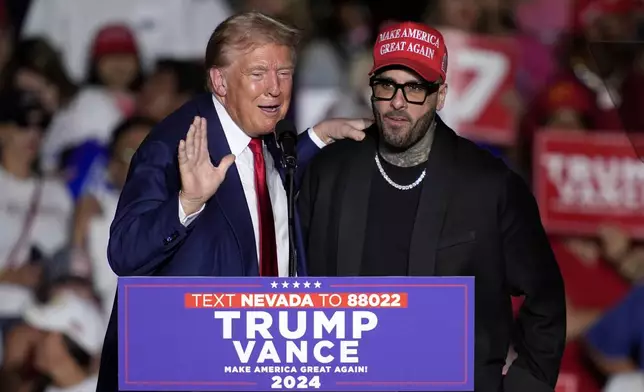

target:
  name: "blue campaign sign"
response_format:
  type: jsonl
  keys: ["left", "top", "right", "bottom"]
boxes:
{"left": 118, "top": 276, "right": 474, "bottom": 391}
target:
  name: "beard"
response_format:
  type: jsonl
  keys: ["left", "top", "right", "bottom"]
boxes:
{"left": 373, "top": 104, "right": 435, "bottom": 151}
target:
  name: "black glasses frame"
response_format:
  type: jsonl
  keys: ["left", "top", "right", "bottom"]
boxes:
{"left": 369, "top": 78, "right": 440, "bottom": 105}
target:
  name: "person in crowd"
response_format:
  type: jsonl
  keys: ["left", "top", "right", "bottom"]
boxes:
{"left": 512, "top": 78, "right": 643, "bottom": 392}
{"left": 70, "top": 116, "right": 154, "bottom": 317}
{"left": 0, "top": 38, "right": 83, "bottom": 179}
{"left": 37, "top": 275, "right": 102, "bottom": 308}
{"left": 546, "top": 223, "right": 631, "bottom": 392}
{"left": 0, "top": 38, "right": 80, "bottom": 175}
{"left": 423, "top": 0, "right": 485, "bottom": 33}
{"left": 21, "top": 0, "right": 233, "bottom": 82}
{"left": 299, "top": 20, "right": 565, "bottom": 392}
{"left": 0, "top": 274, "right": 99, "bottom": 363}
{"left": 239, "top": 0, "right": 312, "bottom": 34}
{"left": 584, "top": 285, "right": 644, "bottom": 389}
{"left": 0, "top": 88, "right": 72, "bottom": 319}
{"left": 423, "top": 0, "right": 518, "bottom": 36}
{"left": 297, "top": 0, "right": 372, "bottom": 90}
{"left": 41, "top": 24, "right": 144, "bottom": 197}
{"left": 85, "top": 24, "right": 144, "bottom": 118}
{"left": 527, "top": 0, "right": 644, "bottom": 135}
{"left": 96, "top": 12, "right": 370, "bottom": 391}
{"left": 136, "top": 59, "right": 204, "bottom": 123}
{"left": 518, "top": 79, "right": 597, "bottom": 181}
{"left": 0, "top": 38, "right": 77, "bottom": 116}
{"left": 0, "top": 13, "right": 13, "bottom": 78}
{"left": 602, "top": 371, "right": 644, "bottom": 392}
{"left": 421, "top": 0, "right": 526, "bottom": 167}
{"left": 0, "top": 290, "right": 105, "bottom": 392}
{"left": 323, "top": 50, "right": 373, "bottom": 119}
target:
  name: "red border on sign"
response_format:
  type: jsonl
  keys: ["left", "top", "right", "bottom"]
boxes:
{"left": 122, "top": 283, "right": 470, "bottom": 387}
{"left": 124, "top": 284, "right": 262, "bottom": 386}
{"left": 329, "top": 283, "right": 470, "bottom": 387}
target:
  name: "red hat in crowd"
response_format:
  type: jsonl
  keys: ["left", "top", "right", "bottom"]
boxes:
{"left": 370, "top": 21, "right": 448, "bottom": 83}
{"left": 543, "top": 81, "right": 595, "bottom": 117}
{"left": 578, "top": 0, "right": 641, "bottom": 28}
{"left": 91, "top": 24, "right": 138, "bottom": 59}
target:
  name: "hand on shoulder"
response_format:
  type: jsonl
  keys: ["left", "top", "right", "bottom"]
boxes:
{"left": 312, "top": 117, "right": 373, "bottom": 145}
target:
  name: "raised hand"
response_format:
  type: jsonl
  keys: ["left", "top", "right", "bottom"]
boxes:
{"left": 178, "top": 116, "right": 235, "bottom": 215}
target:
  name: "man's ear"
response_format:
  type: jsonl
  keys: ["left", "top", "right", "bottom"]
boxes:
{"left": 210, "top": 68, "right": 227, "bottom": 96}
{"left": 436, "top": 83, "right": 448, "bottom": 111}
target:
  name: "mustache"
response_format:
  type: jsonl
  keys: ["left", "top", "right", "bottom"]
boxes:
{"left": 383, "top": 111, "right": 411, "bottom": 121}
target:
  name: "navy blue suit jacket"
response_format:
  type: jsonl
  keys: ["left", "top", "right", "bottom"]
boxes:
{"left": 96, "top": 93, "right": 320, "bottom": 391}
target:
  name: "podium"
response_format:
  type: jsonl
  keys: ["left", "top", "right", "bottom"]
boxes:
{"left": 118, "top": 276, "right": 474, "bottom": 391}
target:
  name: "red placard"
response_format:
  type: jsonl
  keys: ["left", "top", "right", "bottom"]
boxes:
{"left": 533, "top": 130, "right": 644, "bottom": 238}
{"left": 440, "top": 29, "right": 519, "bottom": 145}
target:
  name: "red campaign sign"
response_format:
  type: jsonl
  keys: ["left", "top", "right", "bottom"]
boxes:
{"left": 533, "top": 130, "right": 644, "bottom": 238}
{"left": 440, "top": 29, "right": 519, "bottom": 146}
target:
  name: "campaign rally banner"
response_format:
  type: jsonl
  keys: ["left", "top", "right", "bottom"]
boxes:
{"left": 440, "top": 28, "right": 519, "bottom": 146}
{"left": 118, "top": 276, "right": 474, "bottom": 391}
{"left": 533, "top": 130, "right": 644, "bottom": 238}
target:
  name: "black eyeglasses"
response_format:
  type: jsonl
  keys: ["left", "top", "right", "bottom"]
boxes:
{"left": 370, "top": 78, "right": 440, "bottom": 105}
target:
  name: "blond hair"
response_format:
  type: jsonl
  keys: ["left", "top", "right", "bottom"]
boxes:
{"left": 204, "top": 12, "right": 301, "bottom": 89}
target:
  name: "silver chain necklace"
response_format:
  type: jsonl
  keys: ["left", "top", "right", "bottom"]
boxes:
{"left": 374, "top": 154, "right": 426, "bottom": 191}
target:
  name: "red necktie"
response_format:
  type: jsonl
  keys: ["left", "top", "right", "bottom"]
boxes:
{"left": 249, "top": 138, "right": 279, "bottom": 276}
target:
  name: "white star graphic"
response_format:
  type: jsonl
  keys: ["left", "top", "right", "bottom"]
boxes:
{"left": 270, "top": 281, "right": 278, "bottom": 288}
{"left": 292, "top": 282, "right": 300, "bottom": 288}
{"left": 314, "top": 281, "right": 322, "bottom": 288}
{"left": 303, "top": 281, "right": 311, "bottom": 288}
{"left": 281, "top": 281, "right": 289, "bottom": 288}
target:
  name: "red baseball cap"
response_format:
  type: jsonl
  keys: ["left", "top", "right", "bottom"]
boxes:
{"left": 578, "top": 0, "right": 640, "bottom": 29}
{"left": 543, "top": 81, "right": 594, "bottom": 116}
{"left": 370, "top": 21, "right": 448, "bottom": 83}
{"left": 91, "top": 24, "right": 138, "bottom": 59}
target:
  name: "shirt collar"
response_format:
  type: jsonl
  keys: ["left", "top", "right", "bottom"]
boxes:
{"left": 212, "top": 94, "right": 252, "bottom": 156}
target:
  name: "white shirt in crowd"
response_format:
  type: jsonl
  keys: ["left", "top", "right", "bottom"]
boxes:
{"left": 0, "top": 168, "right": 73, "bottom": 271}
{"left": 178, "top": 96, "right": 325, "bottom": 277}
{"left": 21, "top": 0, "right": 233, "bottom": 81}
{"left": 83, "top": 167, "right": 121, "bottom": 319}
{"left": 40, "top": 87, "right": 124, "bottom": 173}
{"left": 602, "top": 372, "right": 644, "bottom": 392}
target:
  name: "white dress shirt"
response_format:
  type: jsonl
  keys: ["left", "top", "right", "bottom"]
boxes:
{"left": 178, "top": 96, "right": 325, "bottom": 277}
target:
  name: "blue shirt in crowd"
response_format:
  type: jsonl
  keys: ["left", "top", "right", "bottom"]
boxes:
{"left": 585, "top": 285, "right": 644, "bottom": 369}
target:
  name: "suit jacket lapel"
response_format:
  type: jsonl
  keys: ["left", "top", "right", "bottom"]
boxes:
{"left": 197, "top": 94, "right": 258, "bottom": 276}
{"left": 337, "top": 132, "right": 377, "bottom": 276}
{"left": 408, "top": 117, "right": 458, "bottom": 276}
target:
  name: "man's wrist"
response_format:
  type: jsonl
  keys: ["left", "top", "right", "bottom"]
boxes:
{"left": 308, "top": 127, "right": 329, "bottom": 148}
{"left": 311, "top": 126, "right": 332, "bottom": 145}
{"left": 179, "top": 191, "right": 205, "bottom": 215}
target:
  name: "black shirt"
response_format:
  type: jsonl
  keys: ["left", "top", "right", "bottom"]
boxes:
{"left": 360, "top": 154, "right": 425, "bottom": 276}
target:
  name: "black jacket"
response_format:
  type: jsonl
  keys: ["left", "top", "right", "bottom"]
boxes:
{"left": 298, "top": 117, "right": 566, "bottom": 392}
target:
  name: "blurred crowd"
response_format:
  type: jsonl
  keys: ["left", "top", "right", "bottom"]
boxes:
{"left": 0, "top": 0, "right": 642, "bottom": 391}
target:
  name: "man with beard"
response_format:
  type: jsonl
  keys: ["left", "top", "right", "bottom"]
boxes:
{"left": 298, "top": 21, "right": 566, "bottom": 392}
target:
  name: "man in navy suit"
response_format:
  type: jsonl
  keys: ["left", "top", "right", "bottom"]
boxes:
{"left": 96, "top": 12, "right": 369, "bottom": 391}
